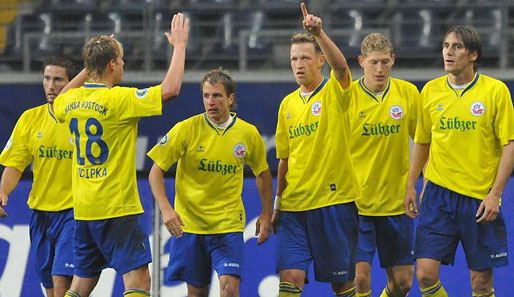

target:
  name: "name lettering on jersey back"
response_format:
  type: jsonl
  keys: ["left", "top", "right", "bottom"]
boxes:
{"left": 198, "top": 158, "right": 238, "bottom": 175}
{"left": 361, "top": 122, "right": 401, "bottom": 137}
{"left": 78, "top": 167, "right": 107, "bottom": 179}
{"left": 38, "top": 145, "right": 73, "bottom": 160}
{"left": 64, "top": 101, "right": 109, "bottom": 116}
{"left": 439, "top": 116, "right": 477, "bottom": 132}
{"left": 288, "top": 121, "right": 319, "bottom": 139}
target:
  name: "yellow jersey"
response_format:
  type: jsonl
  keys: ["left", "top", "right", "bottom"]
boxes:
{"left": 53, "top": 83, "right": 162, "bottom": 220}
{"left": 416, "top": 73, "right": 514, "bottom": 199}
{"left": 147, "top": 113, "right": 269, "bottom": 234}
{"left": 0, "top": 104, "right": 73, "bottom": 211}
{"left": 349, "top": 77, "right": 420, "bottom": 215}
{"left": 275, "top": 70, "right": 360, "bottom": 211}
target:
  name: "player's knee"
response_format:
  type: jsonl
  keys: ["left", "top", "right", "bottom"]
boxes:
{"left": 221, "top": 282, "right": 239, "bottom": 297}
{"left": 354, "top": 270, "right": 371, "bottom": 289}
{"left": 416, "top": 267, "right": 438, "bottom": 289}
{"left": 391, "top": 274, "right": 413, "bottom": 294}
{"left": 470, "top": 274, "right": 493, "bottom": 294}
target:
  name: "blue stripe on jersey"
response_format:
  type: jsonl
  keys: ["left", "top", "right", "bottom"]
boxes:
{"left": 47, "top": 104, "right": 58, "bottom": 123}
{"left": 358, "top": 77, "right": 391, "bottom": 103}
{"left": 298, "top": 77, "right": 328, "bottom": 104}
{"left": 446, "top": 73, "right": 480, "bottom": 97}
{"left": 83, "top": 83, "right": 108, "bottom": 88}
{"left": 203, "top": 112, "right": 238, "bottom": 136}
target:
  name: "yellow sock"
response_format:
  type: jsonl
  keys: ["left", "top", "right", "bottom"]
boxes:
{"left": 421, "top": 280, "right": 448, "bottom": 297}
{"left": 279, "top": 282, "right": 303, "bottom": 297}
{"left": 472, "top": 291, "right": 495, "bottom": 297}
{"left": 335, "top": 286, "right": 356, "bottom": 297}
{"left": 357, "top": 290, "right": 371, "bottom": 297}
{"left": 124, "top": 289, "right": 151, "bottom": 297}
{"left": 379, "top": 287, "right": 390, "bottom": 297}
{"left": 65, "top": 290, "right": 81, "bottom": 297}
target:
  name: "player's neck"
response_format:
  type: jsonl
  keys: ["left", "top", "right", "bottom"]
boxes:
{"left": 300, "top": 75, "right": 323, "bottom": 93}
{"left": 208, "top": 113, "right": 230, "bottom": 126}
{"left": 363, "top": 76, "right": 387, "bottom": 93}
{"left": 87, "top": 75, "right": 116, "bottom": 88}
{"left": 448, "top": 67, "right": 475, "bottom": 86}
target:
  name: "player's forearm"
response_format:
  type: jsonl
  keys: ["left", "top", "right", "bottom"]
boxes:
{"left": 161, "top": 44, "right": 187, "bottom": 102}
{"left": 0, "top": 167, "right": 22, "bottom": 196}
{"left": 148, "top": 164, "right": 174, "bottom": 212}
{"left": 60, "top": 68, "right": 87, "bottom": 95}
{"left": 489, "top": 140, "right": 514, "bottom": 197}
{"left": 407, "top": 143, "right": 430, "bottom": 189}
{"left": 256, "top": 169, "right": 273, "bottom": 216}
{"left": 276, "top": 158, "right": 288, "bottom": 196}
{"left": 315, "top": 30, "right": 350, "bottom": 87}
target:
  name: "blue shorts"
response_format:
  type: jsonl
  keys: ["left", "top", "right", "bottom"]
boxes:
{"left": 415, "top": 181, "right": 508, "bottom": 270}
{"left": 74, "top": 214, "right": 152, "bottom": 277}
{"left": 30, "top": 208, "right": 75, "bottom": 288}
{"left": 276, "top": 203, "right": 358, "bottom": 283}
{"left": 356, "top": 214, "right": 414, "bottom": 268}
{"left": 166, "top": 232, "right": 244, "bottom": 287}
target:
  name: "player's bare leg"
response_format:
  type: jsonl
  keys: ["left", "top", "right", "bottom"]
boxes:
{"left": 279, "top": 269, "right": 305, "bottom": 296}
{"left": 332, "top": 280, "right": 356, "bottom": 296}
{"left": 66, "top": 275, "right": 100, "bottom": 297}
{"left": 123, "top": 264, "right": 151, "bottom": 295}
{"left": 470, "top": 269, "right": 494, "bottom": 296}
{"left": 416, "top": 258, "right": 448, "bottom": 297}
{"left": 187, "top": 284, "right": 209, "bottom": 297}
{"left": 45, "top": 288, "right": 55, "bottom": 297}
{"left": 385, "top": 264, "right": 413, "bottom": 296}
{"left": 355, "top": 261, "right": 371, "bottom": 293}
{"left": 219, "top": 274, "right": 240, "bottom": 297}
{"left": 52, "top": 275, "right": 73, "bottom": 297}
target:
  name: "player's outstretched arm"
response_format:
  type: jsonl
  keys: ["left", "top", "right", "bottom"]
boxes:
{"left": 0, "top": 167, "right": 23, "bottom": 217}
{"left": 476, "top": 140, "right": 514, "bottom": 223}
{"left": 60, "top": 69, "right": 88, "bottom": 96}
{"left": 404, "top": 143, "right": 430, "bottom": 218}
{"left": 301, "top": 2, "right": 350, "bottom": 88}
{"left": 161, "top": 12, "right": 189, "bottom": 103}
{"left": 255, "top": 169, "right": 273, "bottom": 245}
{"left": 271, "top": 158, "right": 288, "bottom": 234}
{"left": 149, "top": 163, "right": 184, "bottom": 237}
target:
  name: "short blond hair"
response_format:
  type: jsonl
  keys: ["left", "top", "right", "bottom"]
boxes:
{"left": 360, "top": 33, "right": 394, "bottom": 57}
{"left": 83, "top": 35, "right": 123, "bottom": 80}
{"left": 291, "top": 33, "right": 321, "bottom": 54}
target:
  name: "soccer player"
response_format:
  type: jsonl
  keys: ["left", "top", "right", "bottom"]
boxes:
{"left": 404, "top": 25, "right": 514, "bottom": 297}
{"left": 53, "top": 13, "right": 189, "bottom": 297}
{"left": 0, "top": 56, "right": 76, "bottom": 297}
{"left": 348, "top": 33, "right": 419, "bottom": 297}
{"left": 272, "top": 3, "right": 361, "bottom": 297}
{"left": 147, "top": 68, "right": 273, "bottom": 297}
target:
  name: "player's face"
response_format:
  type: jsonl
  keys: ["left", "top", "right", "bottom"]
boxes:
{"left": 290, "top": 43, "right": 324, "bottom": 89}
{"left": 442, "top": 32, "right": 477, "bottom": 75}
{"left": 43, "top": 65, "right": 69, "bottom": 104}
{"left": 358, "top": 50, "right": 394, "bottom": 92}
{"left": 202, "top": 82, "right": 234, "bottom": 124}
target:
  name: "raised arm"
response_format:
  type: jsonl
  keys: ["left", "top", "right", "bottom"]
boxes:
{"left": 148, "top": 163, "right": 184, "bottom": 237}
{"left": 161, "top": 13, "right": 189, "bottom": 102}
{"left": 255, "top": 169, "right": 273, "bottom": 245}
{"left": 0, "top": 167, "right": 23, "bottom": 217}
{"left": 476, "top": 140, "right": 514, "bottom": 223}
{"left": 404, "top": 143, "right": 430, "bottom": 218}
{"left": 301, "top": 2, "right": 350, "bottom": 88}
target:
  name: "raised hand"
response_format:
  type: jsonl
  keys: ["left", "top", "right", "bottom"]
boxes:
{"left": 0, "top": 193, "right": 8, "bottom": 218}
{"left": 301, "top": 2, "right": 322, "bottom": 36}
{"left": 165, "top": 12, "right": 189, "bottom": 47}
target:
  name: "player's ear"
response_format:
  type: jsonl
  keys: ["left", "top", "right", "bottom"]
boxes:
{"left": 358, "top": 55, "right": 365, "bottom": 67}
{"left": 391, "top": 53, "right": 395, "bottom": 66}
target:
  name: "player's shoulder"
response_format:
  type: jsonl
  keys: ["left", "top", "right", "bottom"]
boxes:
{"left": 234, "top": 115, "right": 258, "bottom": 131}
{"left": 422, "top": 75, "right": 448, "bottom": 91}
{"left": 281, "top": 87, "right": 301, "bottom": 104}
{"left": 478, "top": 73, "right": 508, "bottom": 89}
{"left": 390, "top": 77, "right": 419, "bottom": 91}
{"left": 20, "top": 104, "right": 47, "bottom": 120}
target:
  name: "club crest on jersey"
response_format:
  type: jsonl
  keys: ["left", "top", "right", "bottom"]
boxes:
{"left": 158, "top": 135, "right": 169, "bottom": 146}
{"left": 233, "top": 143, "right": 246, "bottom": 158}
{"left": 389, "top": 105, "right": 404, "bottom": 120}
{"left": 3, "top": 137, "right": 12, "bottom": 151}
{"left": 470, "top": 101, "right": 485, "bottom": 116}
{"left": 311, "top": 101, "right": 322, "bottom": 116}
{"left": 135, "top": 88, "right": 149, "bottom": 99}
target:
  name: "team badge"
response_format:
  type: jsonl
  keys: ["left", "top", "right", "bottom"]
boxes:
{"left": 470, "top": 101, "right": 485, "bottom": 116}
{"left": 3, "top": 137, "right": 12, "bottom": 151}
{"left": 158, "top": 135, "right": 169, "bottom": 146}
{"left": 135, "top": 88, "right": 149, "bottom": 99}
{"left": 311, "top": 101, "right": 322, "bottom": 116}
{"left": 233, "top": 143, "right": 246, "bottom": 158}
{"left": 389, "top": 105, "right": 404, "bottom": 120}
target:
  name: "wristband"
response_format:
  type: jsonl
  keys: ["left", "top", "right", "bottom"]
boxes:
{"left": 273, "top": 195, "right": 281, "bottom": 210}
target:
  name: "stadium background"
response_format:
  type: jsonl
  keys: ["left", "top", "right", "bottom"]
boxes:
{"left": 1, "top": 0, "right": 514, "bottom": 296}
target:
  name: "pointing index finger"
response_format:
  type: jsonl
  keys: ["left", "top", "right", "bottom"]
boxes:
{"left": 301, "top": 2, "right": 308, "bottom": 18}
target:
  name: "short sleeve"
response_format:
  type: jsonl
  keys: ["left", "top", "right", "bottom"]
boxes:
{"left": 414, "top": 84, "right": 433, "bottom": 144}
{"left": 327, "top": 69, "right": 353, "bottom": 114}
{"left": 147, "top": 121, "right": 187, "bottom": 171}
{"left": 408, "top": 84, "right": 422, "bottom": 139}
{"left": 493, "top": 83, "right": 514, "bottom": 145}
{"left": 245, "top": 126, "right": 269, "bottom": 176}
{"left": 116, "top": 85, "right": 163, "bottom": 120}
{"left": 275, "top": 100, "right": 289, "bottom": 159}
{"left": 0, "top": 113, "right": 33, "bottom": 172}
